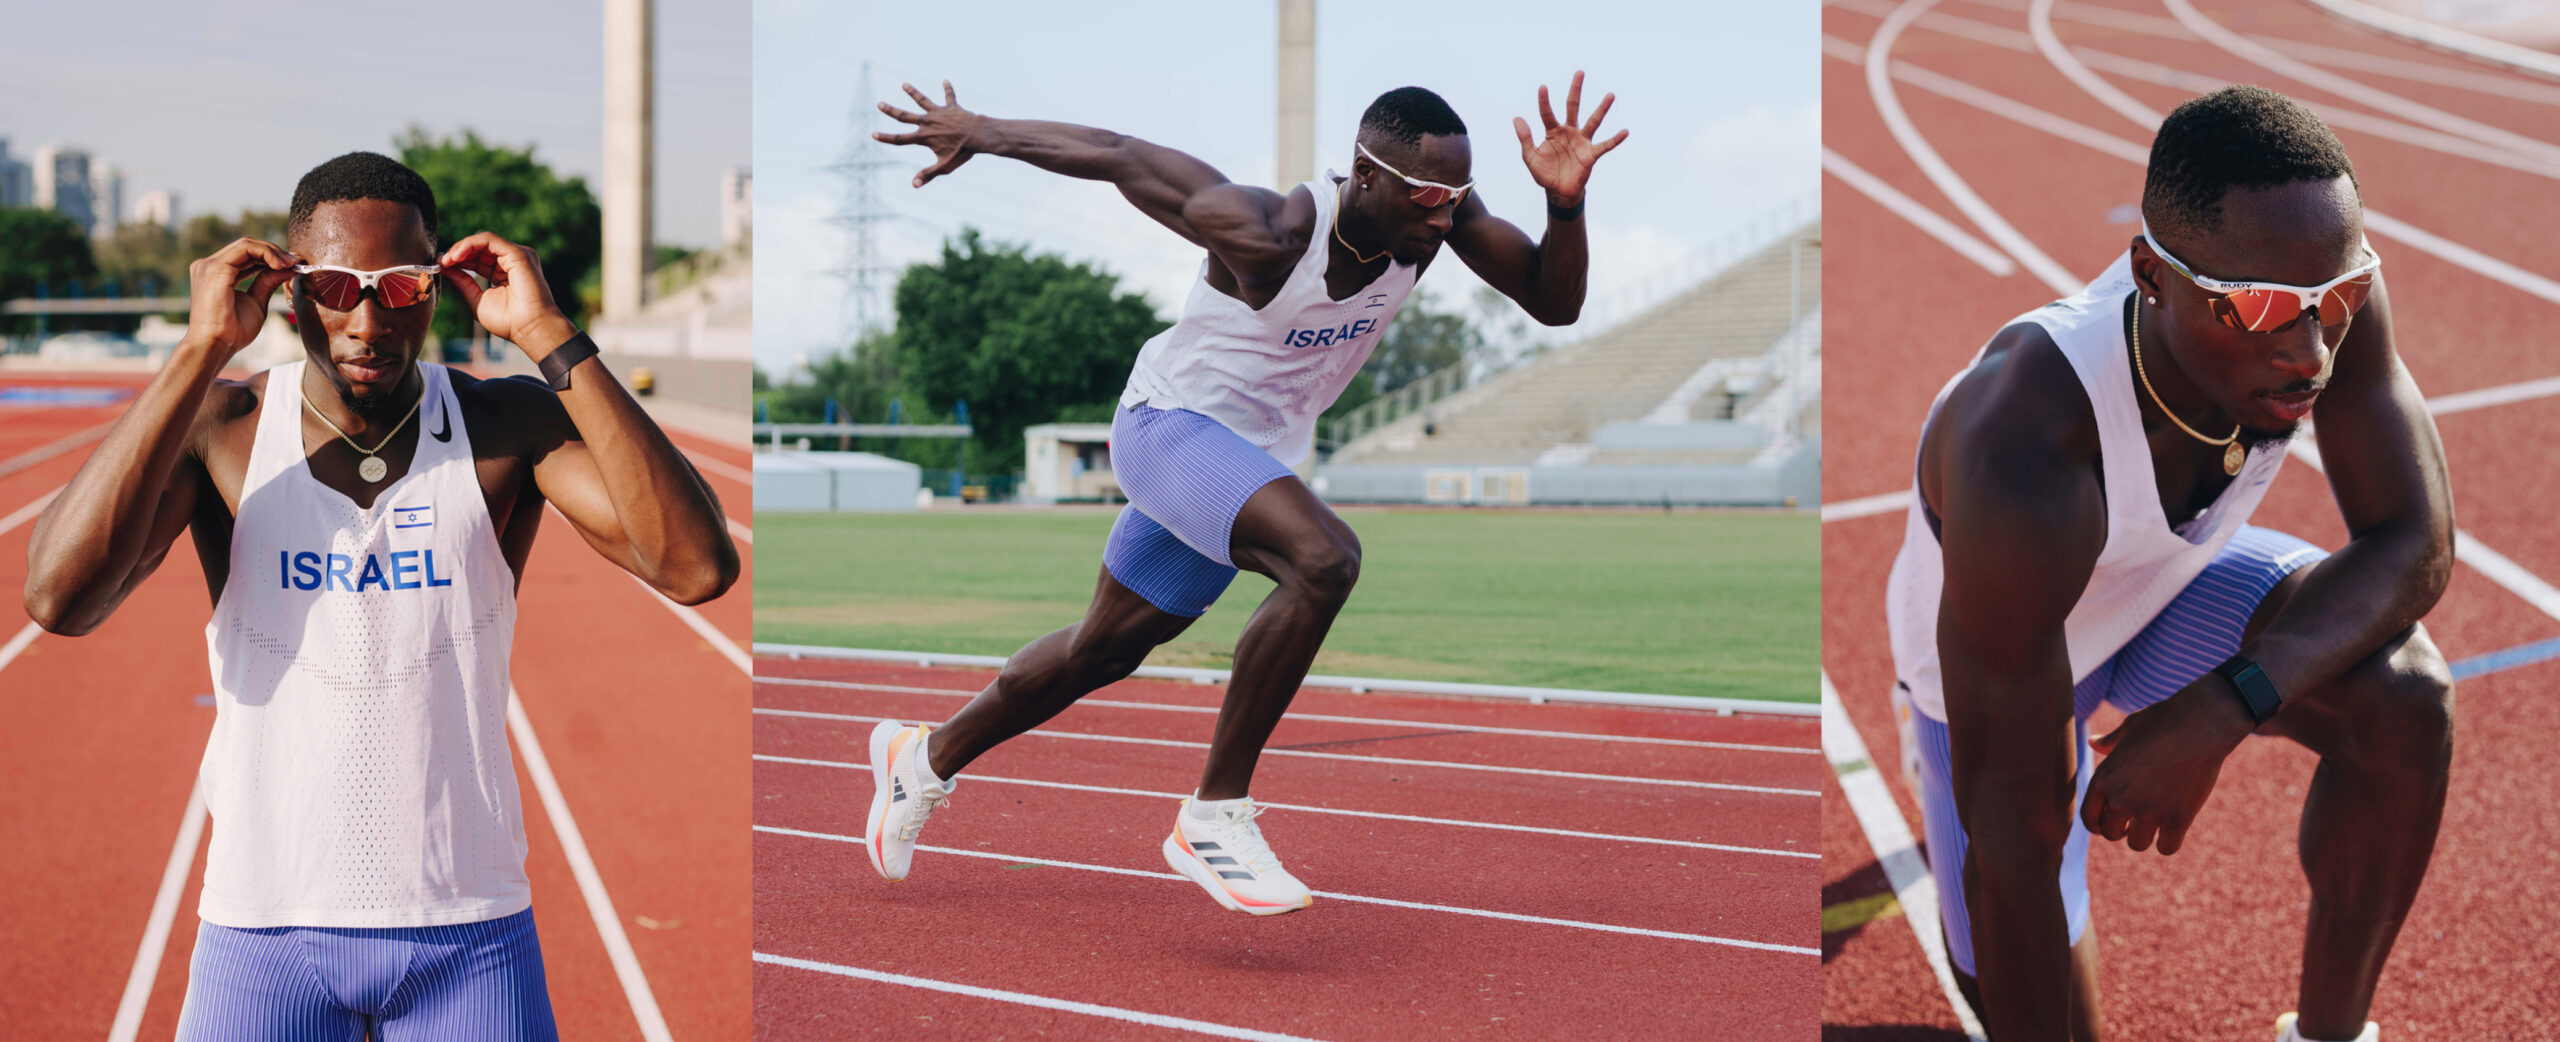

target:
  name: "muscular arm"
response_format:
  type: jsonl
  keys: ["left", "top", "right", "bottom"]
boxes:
{"left": 1927, "top": 328, "right": 2106, "bottom": 1041}
{"left": 22, "top": 350, "right": 220, "bottom": 634}
{"left": 2248, "top": 280, "right": 2452, "bottom": 703}
{"left": 23, "top": 237, "right": 293, "bottom": 634}
{"left": 1446, "top": 193, "right": 1588, "bottom": 326}
{"left": 441, "top": 233, "right": 738, "bottom": 605}
{"left": 878, "top": 82, "right": 1302, "bottom": 287}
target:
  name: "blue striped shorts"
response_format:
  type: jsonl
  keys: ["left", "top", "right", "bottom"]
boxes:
{"left": 1916, "top": 525, "right": 2326, "bottom": 977}
{"left": 174, "top": 908, "right": 558, "bottom": 1041}
{"left": 1102, "top": 405, "right": 1299, "bottom": 617}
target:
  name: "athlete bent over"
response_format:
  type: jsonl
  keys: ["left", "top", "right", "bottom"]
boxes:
{"left": 24, "top": 152, "right": 739, "bottom": 1039}
{"left": 864, "top": 75, "right": 1625, "bottom": 914}
{"left": 1886, "top": 88, "right": 2454, "bottom": 1041}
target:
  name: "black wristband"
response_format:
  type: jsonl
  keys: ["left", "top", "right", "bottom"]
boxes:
{"left": 1547, "top": 197, "right": 1584, "bottom": 222}
{"left": 537, "top": 331, "right": 599, "bottom": 391}
{"left": 2212, "top": 654, "right": 2283, "bottom": 723}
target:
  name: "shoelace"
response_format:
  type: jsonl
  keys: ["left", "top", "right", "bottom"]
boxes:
{"left": 895, "top": 785, "right": 949, "bottom": 842}
{"left": 1206, "top": 801, "right": 1285, "bottom": 876}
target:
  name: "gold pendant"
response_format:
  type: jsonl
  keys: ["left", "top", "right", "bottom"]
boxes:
{"left": 2223, "top": 442, "right": 2245, "bottom": 476}
{"left": 359, "top": 455, "right": 389, "bottom": 483}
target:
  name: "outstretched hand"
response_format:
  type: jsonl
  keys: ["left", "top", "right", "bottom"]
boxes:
{"left": 875, "top": 80, "right": 983, "bottom": 188}
{"left": 1513, "top": 71, "right": 1628, "bottom": 208}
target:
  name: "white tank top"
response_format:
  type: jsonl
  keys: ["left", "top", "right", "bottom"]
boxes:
{"left": 1120, "top": 176, "right": 1421, "bottom": 467}
{"left": 198, "top": 361, "right": 528, "bottom": 928}
{"left": 1885, "top": 252, "right": 2288, "bottom": 723}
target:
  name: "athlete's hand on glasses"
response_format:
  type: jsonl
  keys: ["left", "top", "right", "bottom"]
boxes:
{"left": 438, "top": 233, "right": 578, "bottom": 360}
{"left": 1513, "top": 70, "right": 1628, "bottom": 209}
{"left": 184, "top": 238, "right": 301, "bottom": 360}
{"left": 875, "top": 80, "right": 983, "bottom": 189}
{"left": 2080, "top": 672, "right": 2260, "bottom": 856}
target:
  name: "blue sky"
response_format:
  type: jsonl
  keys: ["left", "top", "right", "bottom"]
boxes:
{"left": 1, "top": 0, "right": 746, "bottom": 247}
{"left": 754, "top": 0, "right": 1819, "bottom": 376}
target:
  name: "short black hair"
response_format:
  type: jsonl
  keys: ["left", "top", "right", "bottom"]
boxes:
{"left": 287, "top": 151, "right": 439, "bottom": 246}
{"left": 2142, "top": 86, "right": 2356, "bottom": 243}
{"left": 1359, "top": 87, "right": 1467, "bottom": 149}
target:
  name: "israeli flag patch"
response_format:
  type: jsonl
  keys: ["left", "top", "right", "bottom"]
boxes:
{"left": 392, "top": 505, "right": 435, "bottom": 530}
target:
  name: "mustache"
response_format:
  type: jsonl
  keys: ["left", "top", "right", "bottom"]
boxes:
{"left": 2261, "top": 378, "right": 2326, "bottom": 398}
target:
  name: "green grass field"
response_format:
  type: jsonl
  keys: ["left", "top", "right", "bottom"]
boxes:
{"left": 753, "top": 508, "right": 1816, "bottom": 702}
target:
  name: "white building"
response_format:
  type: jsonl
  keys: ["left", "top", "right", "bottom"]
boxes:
{"left": 1021, "top": 423, "right": 1119, "bottom": 504}
{"left": 88, "top": 165, "right": 124, "bottom": 237}
{"left": 132, "top": 189, "right": 179, "bottom": 228}
{"left": 32, "top": 144, "right": 94, "bottom": 231}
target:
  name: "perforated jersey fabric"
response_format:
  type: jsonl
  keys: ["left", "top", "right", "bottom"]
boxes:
{"left": 1119, "top": 175, "right": 1421, "bottom": 468}
{"left": 198, "top": 361, "right": 528, "bottom": 928}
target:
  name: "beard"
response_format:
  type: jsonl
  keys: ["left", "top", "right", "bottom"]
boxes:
{"left": 2238, "top": 422, "right": 2300, "bottom": 449}
{"left": 339, "top": 381, "right": 409, "bottom": 420}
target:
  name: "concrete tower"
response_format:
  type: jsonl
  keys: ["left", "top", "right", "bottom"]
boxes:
{"left": 1276, "top": 0, "right": 1315, "bottom": 190}
{"left": 603, "top": 0, "right": 654, "bottom": 319}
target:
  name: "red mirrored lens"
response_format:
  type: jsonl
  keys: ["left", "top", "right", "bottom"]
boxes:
{"left": 377, "top": 271, "right": 433, "bottom": 309}
{"left": 1408, "top": 184, "right": 1456, "bottom": 208}
{"left": 2318, "top": 275, "right": 2373, "bottom": 326}
{"left": 2216, "top": 290, "right": 2301, "bottom": 332}
{"left": 303, "top": 270, "right": 363, "bottom": 310}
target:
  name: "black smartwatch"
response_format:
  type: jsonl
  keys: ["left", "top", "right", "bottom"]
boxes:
{"left": 537, "top": 331, "right": 600, "bottom": 391}
{"left": 1548, "top": 197, "right": 1584, "bottom": 223}
{"left": 2212, "top": 654, "right": 2283, "bottom": 723}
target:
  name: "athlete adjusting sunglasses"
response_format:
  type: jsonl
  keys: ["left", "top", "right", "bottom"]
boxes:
{"left": 2140, "top": 226, "right": 2379, "bottom": 333}
{"left": 1355, "top": 142, "right": 1474, "bottom": 208}
{"left": 294, "top": 264, "right": 442, "bottom": 311}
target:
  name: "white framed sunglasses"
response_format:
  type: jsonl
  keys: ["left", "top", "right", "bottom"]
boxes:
{"left": 1355, "top": 142, "right": 1474, "bottom": 208}
{"left": 293, "top": 264, "right": 443, "bottom": 311}
{"left": 2140, "top": 225, "right": 2379, "bottom": 333}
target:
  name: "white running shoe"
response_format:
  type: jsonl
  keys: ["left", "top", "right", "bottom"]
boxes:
{"left": 865, "top": 721, "right": 955, "bottom": 881}
{"left": 1160, "top": 797, "right": 1312, "bottom": 916}
{"left": 2275, "top": 1012, "right": 2379, "bottom": 1042}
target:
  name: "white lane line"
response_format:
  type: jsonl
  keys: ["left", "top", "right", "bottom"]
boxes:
{"left": 633, "top": 574, "right": 753, "bottom": 675}
{"left": 753, "top": 675, "right": 1819, "bottom": 754}
{"left": 1867, "top": 0, "right": 2082, "bottom": 294}
{"left": 0, "top": 486, "right": 63, "bottom": 536}
{"left": 754, "top": 825, "right": 1822, "bottom": 955}
{"left": 1822, "top": 489, "right": 1914, "bottom": 524}
{"left": 684, "top": 449, "right": 752, "bottom": 486}
{"left": 752, "top": 753, "right": 1818, "bottom": 859}
{"left": 1823, "top": 148, "right": 2018, "bottom": 277}
{"left": 753, "top": 952, "right": 1334, "bottom": 1042}
{"left": 1826, "top": 37, "right": 2560, "bottom": 309}
{"left": 2283, "top": 439, "right": 2560, "bottom": 626}
{"left": 0, "top": 621, "right": 37, "bottom": 676}
{"left": 1964, "top": 0, "right": 2560, "bottom": 99}
{"left": 2427, "top": 375, "right": 2560, "bottom": 416}
{"left": 2161, "top": 0, "right": 2560, "bottom": 168}
{"left": 1822, "top": 672, "right": 1986, "bottom": 1041}
{"left": 508, "top": 685, "right": 675, "bottom": 1042}
{"left": 2295, "top": 0, "right": 2560, "bottom": 84}
{"left": 105, "top": 777, "right": 208, "bottom": 1042}
{"left": 751, "top": 708, "right": 1819, "bottom": 796}
{"left": 726, "top": 517, "right": 754, "bottom": 545}
{"left": 0, "top": 420, "right": 115, "bottom": 481}
{"left": 2030, "top": 0, "right": 2162, "bottom": 126}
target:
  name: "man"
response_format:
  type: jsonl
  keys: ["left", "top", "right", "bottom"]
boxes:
{"left": 863, "top": 76, "right": 1624, "bottom": 914}
{"left": 1885, "top": 86, "right": 2454, "bottom": 1042}
{"left": 23, "top": 152, "right": 738, "bottom": 1038}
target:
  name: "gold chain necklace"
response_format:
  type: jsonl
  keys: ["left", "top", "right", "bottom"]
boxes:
{"left": 301, "top": 378, "right": 424, "bottom": 484}
{"left": 2132, "top": 297, "right": 2245, "bottom": 476}
{"left": 1333, "top": 183, "right": 1387, "bottom": 264}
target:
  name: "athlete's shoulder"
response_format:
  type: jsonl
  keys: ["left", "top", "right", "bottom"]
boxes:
{"left": 1923, "top": 320, "right": 2104, "bottom": 522}
{"left": 447, "top": 366, "right": 570, "bottom": 454}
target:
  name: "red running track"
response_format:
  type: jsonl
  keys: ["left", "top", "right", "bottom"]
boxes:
{"left": 753, "top": 658, "right": 1823, "bottom": 1040}
{"left": 1821, "top": 1, "right": 2560, "bottom": 1037}
{"left": 0, "top": 370, "right": 755, "bottom": 1040}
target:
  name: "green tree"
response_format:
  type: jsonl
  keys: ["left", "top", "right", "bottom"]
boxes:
{"left": 396, "top": 128, "right": 601, "bottom": 344}
{"left": 888, "top": 228, "right": 1168, "bottom": 472}
{"left": 0, "top": 207, "right": 102, "bottom": 334}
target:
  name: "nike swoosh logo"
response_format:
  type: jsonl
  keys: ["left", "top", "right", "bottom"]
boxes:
{"left": 428, "top": 396, "right": 451, "bottom": 442}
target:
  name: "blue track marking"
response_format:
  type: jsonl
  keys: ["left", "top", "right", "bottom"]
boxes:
{"left": 2447, "top": 636, "right": 2560, "bottom": 681}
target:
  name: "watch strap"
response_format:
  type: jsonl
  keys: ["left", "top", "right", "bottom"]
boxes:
{"left": 2212, "top": 654, "right": 2283, "bottom": 723}
{"left": 1547, "top": 197, "right": 1584, "bottom": 223}
{"left": 537, "top": 331, "right": 599, "bottom": 391}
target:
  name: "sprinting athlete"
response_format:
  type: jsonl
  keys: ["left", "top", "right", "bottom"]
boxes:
{"left": 23, "top": 152, "right": 739, "bottom": 1039}
{"left": 1885, "top": 87, "right": 2453, "bottom": 1042}
{"left": 864, "top": 75, "right": 1625, "bottom": 914}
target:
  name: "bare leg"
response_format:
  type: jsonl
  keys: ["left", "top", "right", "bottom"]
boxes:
{"left": 924, "top": 566, "right": 1196, "bottom": 779}
{"left": 1194, "top": 478, "right": 1362, "bottom": 801}
{"left": 2246, "top": 568, "right": 2456, "bottom": 1040}
{"left": 1952, "top": 922, "right": 2103, "bottom": 1041}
